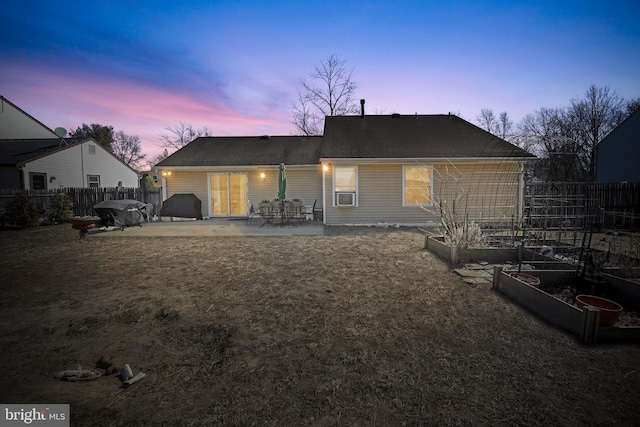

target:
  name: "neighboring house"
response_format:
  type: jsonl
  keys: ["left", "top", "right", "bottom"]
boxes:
{"left": 0, "top": 96, "right": 59, "bottom": 139}
{"left": 155, "top": 136, "right": 323, "bottom": 217}
{"left": 1, "top": 138, "right": 140, "bottom": 190}
{"left": 0, "top": 96, "right": 139, "bottom": 190}
{"left": 595, "top": 109, "right": 640, "bottom": 183}
{"left": 156, "top": 113, "right": 535, "bottom": 225}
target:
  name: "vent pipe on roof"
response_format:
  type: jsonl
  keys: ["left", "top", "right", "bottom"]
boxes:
{"left": 360, "top": 99, "right": 365, "bottom": 118}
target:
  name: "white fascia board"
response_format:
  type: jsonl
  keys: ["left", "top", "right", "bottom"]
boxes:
{"left": 154, "top": 164, "right": 320, "bottom": 172}
{"left": 320, "top": 157, "right": 534, "bottom": 164}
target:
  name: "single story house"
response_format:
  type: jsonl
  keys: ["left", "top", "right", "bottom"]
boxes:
{"left": 595, "top": 108, "right": 640, "bottom": 183}
{"left": 320, "top": 113, "right": 536, "bottom": 225}
{"left": 0, "top": 138, "right": 139, "bottom": 190}
{"left": 155, "top": 112, "right": 535, "bottom": 226}
{"left": 0, "top": 96, "right": 139, "bottom": 190}
{"left": 155, "top": 135, "right": 323, "bottom": 217}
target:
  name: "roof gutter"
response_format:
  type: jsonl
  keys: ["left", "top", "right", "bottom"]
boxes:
{"left": 154, "top": 164, "right": 322, "bottom": 172}
{"left": 320, "top": 157, "right": 537, "bottom": 164}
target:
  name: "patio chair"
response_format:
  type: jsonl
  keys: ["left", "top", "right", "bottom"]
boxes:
{"left": 312, "top": 199, "right": 323, "bottom": 221}
{"left": 290, "top": 199, "right": 305, "bottom": 223}
{"left": 282, "top": 200, "right": 296, "bottom": 226}
{"left": 258, "top": 200, "right": 276, "bottom": 226}
{"left": 246, "top": 201, "right": 263, "bottom": 226}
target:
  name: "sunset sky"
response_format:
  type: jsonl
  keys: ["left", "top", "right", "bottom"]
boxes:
{"left": 2, "top": 1, "right": 639, "bottom": 160}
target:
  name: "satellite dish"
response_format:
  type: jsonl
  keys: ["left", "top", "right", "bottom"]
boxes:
{"left": 54, "top": 127, "right": 67, "bottom": 137}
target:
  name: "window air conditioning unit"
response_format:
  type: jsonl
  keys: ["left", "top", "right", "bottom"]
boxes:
{"left": 336, "top": 192, "right": 356, "bottom": 206}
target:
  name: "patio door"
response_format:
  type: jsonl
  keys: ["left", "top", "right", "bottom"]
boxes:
{"left": 209, "top": 173, "right": 247, "bottom": 217}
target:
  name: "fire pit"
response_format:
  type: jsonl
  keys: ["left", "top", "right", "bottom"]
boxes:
{"left": 71, "top": 216, "right": 100, "bottom": 241}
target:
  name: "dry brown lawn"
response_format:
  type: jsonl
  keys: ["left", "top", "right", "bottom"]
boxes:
{"left": 0, "top": 224, "right": 639, "bottom": 426}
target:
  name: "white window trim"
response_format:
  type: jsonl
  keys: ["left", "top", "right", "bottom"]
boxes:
{"left": 402, "top": 165, "right": 433, "bottom": 207}
{"left": 87, "top": 174, "right": 100, "bottom": 188}
{"left": 332, "top": 165, "right": 358, "bottom": 207}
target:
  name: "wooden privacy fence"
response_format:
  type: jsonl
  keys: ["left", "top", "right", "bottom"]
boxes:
{"left": 0, "top": 187, "right": 163, "bottom": 217}
{"left": 525, "top": 182, "right": 640, "bottom": 230}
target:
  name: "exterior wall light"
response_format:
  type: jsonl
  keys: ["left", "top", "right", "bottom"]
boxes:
{"left": 162, "top": 171, "right": 172, "bottom": 176}
{"left": 260, "top": 172, "right": 266, "bottom": 181}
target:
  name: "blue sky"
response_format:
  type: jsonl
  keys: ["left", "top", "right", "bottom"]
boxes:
{"left": 2, "top": 0, "right": 639, "bottom": 158}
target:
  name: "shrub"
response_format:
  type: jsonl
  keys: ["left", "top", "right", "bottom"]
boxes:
{"left": 7, "top": 192, "right": 41, "bottom": 229}
{"left": 49, "top": 193, "right": 74, "bottom": 223}
{"left": 142, "top": 176, "right": 157, "bottom": 188}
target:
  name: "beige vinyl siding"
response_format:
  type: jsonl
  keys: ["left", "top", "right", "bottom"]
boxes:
{"left": 165, "top": 171, "right": 210, "bottom": 215}
{"left": 247, "top": 167, "right": 322, "bottom": 208}
{"left": 165, "top": 166, "right": 323, "bottom": 218}
{"left": 325, "top": 164, "right": 428, "bottom": 225}
{"left": 22, "top": 141, "right": 138, "bottom": 189}
{"left": 432, "top": 162, "right": 521, "bottom": 225}
{"left": 324, "top": 161, "right": 522, "bottom": 226}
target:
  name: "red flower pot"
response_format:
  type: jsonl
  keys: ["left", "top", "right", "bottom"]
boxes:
{"left": 508, "top": 272, "right": 541, "bottom": 288}
{"left": 575, "top": 295, "right": 623, "bottom": 327}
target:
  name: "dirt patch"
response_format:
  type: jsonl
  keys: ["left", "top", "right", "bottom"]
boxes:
{"left": 1, "top": 225, "right": 639, "bottom": 426}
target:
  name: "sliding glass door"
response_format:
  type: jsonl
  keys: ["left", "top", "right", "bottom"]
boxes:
{"left": 209, "top": 173, "right": 247, "bottom": 217}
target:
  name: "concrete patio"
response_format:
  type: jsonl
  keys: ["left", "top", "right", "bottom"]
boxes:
{"left": 89, "top": 218, "right": 325, "bottom": 237}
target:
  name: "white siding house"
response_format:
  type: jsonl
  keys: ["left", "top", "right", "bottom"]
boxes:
{"left": 0, "top": 96, "right": 58, "bottom": 139}
{"left": 0, "top": 97, "right": 139, "bottom": 190}
{"left": 19, "top": 139, "right": 139, "bottom": 190}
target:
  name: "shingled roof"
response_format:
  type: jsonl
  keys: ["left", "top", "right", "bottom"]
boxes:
{"left": 0, "top": 139, "right": 62, "bottom": 165}
{"left": 321, "top": 114, "right": 535, "bottom": 159}
{"left": 156, "top": 136, "right": 323, "bottom": 167}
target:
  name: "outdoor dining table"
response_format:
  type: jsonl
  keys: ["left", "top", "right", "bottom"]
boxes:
{"left": 258, "top": 199, "right": 304, "bottom": 227}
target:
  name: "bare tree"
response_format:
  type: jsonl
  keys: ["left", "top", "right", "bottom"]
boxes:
{"left": 111, "top": 131, "right": 146, "bottom": 170}
{"left": 517, "top": 85, "right": 626, "bottom": 181}
{"left": 291, "top": 91, "right": 323, "bottom": 136}
{"left": 146, "top": 148, "right": 170, "bottom": 169}
{"left": 291, "top": 54, "right": 359, "bottom": 135}
{"left": 518, "top": 107, "right": 578, "bottom": 181}
{"left": 476, "top": 108, "right": 498, "bottom": 134}
{"left": 497, "top": 111, "right": 513, "bottom": 140}
{"left": 476, "top": 109, "right": 513, "bottom": 141}
{"left": 160, "top": 122, "right": 213, "bottom": 151}
{"left": 625, "top": 97, "right": 640, "bottom": 115}
{"left": 567, "top": 85, "right": 625, "bottom": 180}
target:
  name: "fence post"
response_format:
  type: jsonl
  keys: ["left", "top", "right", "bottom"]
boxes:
{"left": 581, "top": 306, "right": 600, "bottom": 345}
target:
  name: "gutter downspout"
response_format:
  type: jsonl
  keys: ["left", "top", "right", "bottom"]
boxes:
{"left": 16, "top": 164, "right": 25, "bottom": 190}
{"left": 517, "top": 162, "right": 525, "bottom": 225}
{"left": 321, "top": 164, "right": 326, "bottom": 224}
{"left": 80, "top": 142, "right": 86, "bottom": 188}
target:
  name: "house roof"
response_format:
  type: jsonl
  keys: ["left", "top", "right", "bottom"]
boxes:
{"left": 156, "top": 136, "right": 323, "bottom": 167}
{"left": 0, "top": 138, "right": 139, "bottom": 175}
{"left": 321, "top": 114, "right": 536, "bottom": 159}
{"left": 0, "top": 139, "right": 63, "bottom": 165}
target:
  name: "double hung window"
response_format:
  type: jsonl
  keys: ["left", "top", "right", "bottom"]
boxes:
{"left": 403, "top": 166, "right": 432, "bottom": 206}
{"left": 87, "top": 175, "right": 100, "bottom": 188}
{"left": 334, "top": 166, "right": 357, "bottom": 206}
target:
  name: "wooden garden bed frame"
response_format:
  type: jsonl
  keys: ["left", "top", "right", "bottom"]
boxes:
{"left": 492, "top": 267, "right": 640, "bottom": 345}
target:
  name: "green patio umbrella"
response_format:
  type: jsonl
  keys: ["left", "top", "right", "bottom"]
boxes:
{"left": 278, "top": 163, "right": 286, "bottom": 199}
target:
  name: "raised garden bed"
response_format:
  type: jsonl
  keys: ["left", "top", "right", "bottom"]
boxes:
{"left": 423, "top": 233, "right": 640, "bottom": 344}
{"left": 492, "top": 267, "right": 640, "bottom": 345}
{"left": 424, "top": 234, "right": 518, "bottom": 264}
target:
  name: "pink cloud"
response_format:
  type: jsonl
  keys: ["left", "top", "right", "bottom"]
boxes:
{"left": 3, "top": 63, "right": 295, "bottom": 159}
